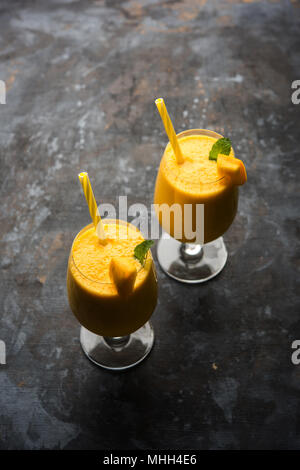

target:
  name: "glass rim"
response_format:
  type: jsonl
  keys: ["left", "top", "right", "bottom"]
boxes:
{"left": 164, "top": 128, "right": 233, "bottom": 186}
{"left": 70, "top": 220, "right": 147, "bottom": 285}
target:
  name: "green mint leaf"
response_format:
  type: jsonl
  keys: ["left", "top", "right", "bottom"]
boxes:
{"left": 209, "top": 137, "right": 232, "bottom": 161}
{"left": 134, "top": 240, "right": 154, "bottom": 266}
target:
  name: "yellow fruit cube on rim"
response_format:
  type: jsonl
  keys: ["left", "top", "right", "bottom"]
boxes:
{"left": 109, "top": 257, "right": 137, "bottom": 297}
{"left": 217, "top": 154, "right": 247, "bottom": 185}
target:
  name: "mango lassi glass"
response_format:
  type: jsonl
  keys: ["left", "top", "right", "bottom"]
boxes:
{"left": 67, "top": 219, "right": 158, "bottom": 370}
{"left": 154, "top": 129, "right": 238, "bottom": 283}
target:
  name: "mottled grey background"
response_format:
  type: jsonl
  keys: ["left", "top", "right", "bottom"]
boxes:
{"left": 0, "top": 0, "right": 300, "bottom": 450}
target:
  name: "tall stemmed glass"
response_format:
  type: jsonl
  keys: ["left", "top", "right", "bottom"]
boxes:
{"left": 67, "top": 220, "right": 158, "bottom": 370}
{"left": 154, "top": 129, "right": 239, "bottom": 283}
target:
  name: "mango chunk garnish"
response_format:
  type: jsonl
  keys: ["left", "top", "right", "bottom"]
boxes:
{"left": 109, "top": 257, "right": 137, "bottom": 297}
{"left": 217, "top": 154, "right": 247, "bottom": 185}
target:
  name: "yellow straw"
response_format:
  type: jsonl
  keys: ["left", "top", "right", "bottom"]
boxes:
{"left": 155, "top": 97, "right": 184, "bottom": 164}
{"left": 78, "top": 172, "right": 106, "bottom": 242}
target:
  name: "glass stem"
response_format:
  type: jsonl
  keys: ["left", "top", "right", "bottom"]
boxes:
{"left": 180, "top": 243, "right": 203, "bottom": 264}
{"left": 104, "top": 335, "right": 130, "bottom": 351}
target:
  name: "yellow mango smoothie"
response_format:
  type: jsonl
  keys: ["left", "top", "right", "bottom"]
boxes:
{"left": 67, "top": 220, "right": 157, "bottom": 337}
{"left": 154, "top": 129, "right": 239, "bottom": 244}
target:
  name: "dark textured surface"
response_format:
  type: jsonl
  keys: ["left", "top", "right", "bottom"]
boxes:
{"left": 0, "top": 0, "right": 300, "bottom": 450}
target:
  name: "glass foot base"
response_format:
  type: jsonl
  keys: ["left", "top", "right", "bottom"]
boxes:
{"left": 80, "top": 322, "right": 154, "bottom": 370}
{"left": 157, "top": 236, "right": 228, "bottom": 284}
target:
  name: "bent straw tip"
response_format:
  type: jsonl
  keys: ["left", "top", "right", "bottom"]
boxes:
{"left": 155, "top": 97, "right": 164, "bottom": 105}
